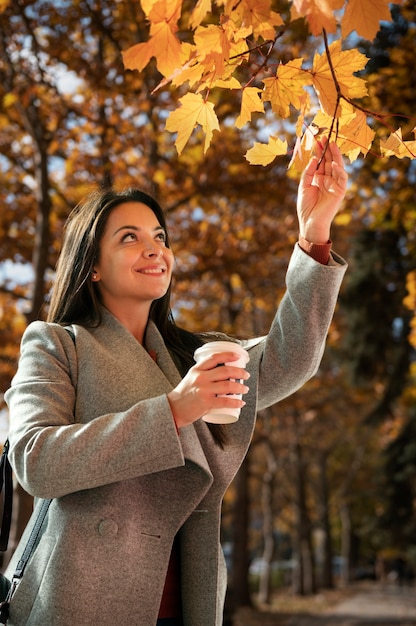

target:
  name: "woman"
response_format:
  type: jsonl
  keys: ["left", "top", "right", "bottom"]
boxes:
{"left": 4, "top": 141, "right": 348, "bottom": 625}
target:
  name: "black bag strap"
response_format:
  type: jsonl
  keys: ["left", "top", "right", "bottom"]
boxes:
{"left": 0, "top": 442, "right": 13, "bottom": 552}
{"left": 0, "top": 498, "right": 51, "bottom": 622}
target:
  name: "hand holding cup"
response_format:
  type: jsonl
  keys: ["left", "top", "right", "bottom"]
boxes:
{"left": 193, "top": 341, "right": 250, "bottom": 424}
{"left": 167, "top": 341, "right": 250, "bottom": 427}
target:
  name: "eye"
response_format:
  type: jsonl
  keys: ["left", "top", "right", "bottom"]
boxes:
{"left": 121, "top": 231, "right": 137, "bottom": 242}
{"left": 156, "top": 231, "right": 167, "bottom": 243}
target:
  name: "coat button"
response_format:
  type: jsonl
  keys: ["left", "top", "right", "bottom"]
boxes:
{"left": 98, "top": 519, "right": 119, "bottom": 537}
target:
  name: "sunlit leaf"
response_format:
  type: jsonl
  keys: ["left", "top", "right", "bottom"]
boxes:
{"left": 380, "top": 128, "right": 416, "bottom": 159}
{"left": 235, "top": 87, "right": 264, "bottom": 128}
{"left": 245, "top": 136, "right": 287, "bottom": 166}
{"left": 262, "top": 58, "right": 312, "bottom": 118}
{"left": 165, "top": 93, "right": 220, "bottom": 154}
{"left": 312, "top": 41, "right": 368, "bottom": 115}
{"left": 341, "top": 0, "right": 394, "bottom": 41}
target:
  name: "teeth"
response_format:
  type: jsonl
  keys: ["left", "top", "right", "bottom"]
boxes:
{"left": 141, "top": 268, "right": 164, "bottom": 274}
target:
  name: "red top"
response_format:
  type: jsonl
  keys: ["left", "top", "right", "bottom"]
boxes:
{"left": 158, "top": 535, "right": 182, "bottom": 618}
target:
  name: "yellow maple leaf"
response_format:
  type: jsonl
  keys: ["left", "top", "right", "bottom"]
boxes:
{"left": 148, "top": 0, "right": 182, "bottom": 23}
{"left": 341, "top": 0, "right": 393, "bottom": 41}
{"left": 337, "top": 108, "right": 375, "bottom": 160}
{"left": 311, "top": 103, "right": 374, "bottom": 160}
{"left": 291, "top": 0, "right": 342, "bottom": 36}
{"left": 312, "top": 41, "right": 368, "bottom": 115}
{"left": 189, "top": 0, "right": 212, "bottom": 29}
{"left": 245, "top": 136, "right": 288, "bottom": 166}
{"left": 212, "top": 77, "right": 242, "bottom": 89}
{"left": 228, "top": 0, "right": 284, "bottom": 40}
{"left": 165, "top": 93, "right": 220, "bottom": 154}
{"left": 140, "top": 0, "right": 158, "bottom": 16}
{"left": 235, "top": 87, "right": 264, "bottom": 128}
{"left": 122, "top": 0, "right": 183, "bottom": 77}
{"left": 262, "top": 58, "right": 312, "bottom": 118}
{"left": 380, "top": 128, "right": 416, "bottom": 159}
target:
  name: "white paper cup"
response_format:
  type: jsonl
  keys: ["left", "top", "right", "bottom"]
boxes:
{"left": 193, "top": 341, "right": 250, "bottom": 424}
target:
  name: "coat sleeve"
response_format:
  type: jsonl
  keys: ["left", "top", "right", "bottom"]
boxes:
{"left": 5, "top": 322, "right": 184, "bottom": 499}
{"left": 244, "top": 244, "right": 347, "bottom": 410}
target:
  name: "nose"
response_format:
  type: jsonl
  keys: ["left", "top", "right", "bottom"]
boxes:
{"left": 142, "top": 242, "right": 163, "bottom": 258}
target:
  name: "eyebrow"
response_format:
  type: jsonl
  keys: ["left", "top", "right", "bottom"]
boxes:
{"left": 112, "top": 224, "right": 165, "bottom": 237}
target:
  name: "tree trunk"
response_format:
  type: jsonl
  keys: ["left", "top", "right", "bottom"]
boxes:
{"left": 226, "top": 455, "right": 252, "bottom": 615}
{"left": 258, "top": 411, "right": 277, "bottom": 604}
{"left": 317, "top": 452, "right": 334, "bottom": 589}
{"left": 292, "top": 435, "right": 316, "bottom": 595}
{"left": 339, "top": 500, "right": 353, "bottom": 586}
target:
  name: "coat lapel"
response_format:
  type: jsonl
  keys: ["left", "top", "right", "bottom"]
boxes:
{"left": 144, "top": 320, "right": 214, "bottom": 477}
{"left": 96, "top": 310, "right": 213, "bottom": 478}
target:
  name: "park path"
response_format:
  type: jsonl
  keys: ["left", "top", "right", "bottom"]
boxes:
{"left": 233, "top": 583, "right": 416, "bottom": 626}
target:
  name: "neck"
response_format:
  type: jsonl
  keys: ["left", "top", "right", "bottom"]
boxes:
{"left": 103, "top": 303, "right": 151, "bottom": 343}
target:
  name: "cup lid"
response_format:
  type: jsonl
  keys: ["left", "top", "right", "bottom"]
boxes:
{"left": 194, "top": 341, "right": 249, "bottom": 361}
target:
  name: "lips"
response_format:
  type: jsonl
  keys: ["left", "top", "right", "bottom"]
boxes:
{"left": 137, "top": 266, "right": 166, "bottom": 274}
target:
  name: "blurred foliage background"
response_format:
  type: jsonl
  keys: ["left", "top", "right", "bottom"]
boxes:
{"left": 1, "top": 0, "right": 416, "bottom": 618}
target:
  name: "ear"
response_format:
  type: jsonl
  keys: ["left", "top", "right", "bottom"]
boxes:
{"left": 91, "top": 270, "right": 100, "bottom": 282}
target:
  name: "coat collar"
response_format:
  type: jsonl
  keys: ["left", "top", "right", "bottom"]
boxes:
{"left": 96, "top": 307, "right": 214, "bottom": 480}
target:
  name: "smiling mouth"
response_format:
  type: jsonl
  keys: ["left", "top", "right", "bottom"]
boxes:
{"left": 138, "top": 268, "right": 166, "bottom": 274}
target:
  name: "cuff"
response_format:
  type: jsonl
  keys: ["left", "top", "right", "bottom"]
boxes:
{"left": 298, "top": 236, "right": 332, "bottom": 265}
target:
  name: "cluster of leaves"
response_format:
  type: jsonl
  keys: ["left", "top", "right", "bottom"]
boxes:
{"left": 122, "top": 0, "right": 416, "bottom": 167}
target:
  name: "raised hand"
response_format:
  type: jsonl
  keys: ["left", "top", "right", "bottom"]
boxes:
{"left": 297, "top": 139, "right": 348, "bottom": 244}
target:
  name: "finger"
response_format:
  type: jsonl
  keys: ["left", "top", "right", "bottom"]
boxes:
{"left": 327, "top": 142, "right": 345, "bottom": 168}
{"left": 302, "top": 155, "right": 319, "bottom": 185}
{"left": 209, "top": 365, "right": 250, "bottom": 382}
{"left": 213, "top": 379, "right": 250, "bottom": 397}
{"left": 195, "top": 351, "right": 243, "bottom": 370}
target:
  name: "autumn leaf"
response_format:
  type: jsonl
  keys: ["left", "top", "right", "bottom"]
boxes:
{"left": 165, "top": 93, "right": 220, "bottom": 154}
{"left": 262, "top": 58, "right": 312, "bottom": 118}
{"left": 189, "top": 0, "right": 212, "bottom": 30}
{"left": 245, "top": 136, "right": 288, "bottom": 166}
{"left": 380, "top": 128, "right": 416, "bottom": 159}
{"left": 341, "top": 0, "right": 394, "bottom": 41}
{"left": 312, "top": 41, "right": 368, "bottom": 115}
{"left": 336, "top": 108, "right": 375, "bottom": 160}
{"left": 122, "top": 0, "right": 183, "bottom": 77}
{"left": 235, "top": 87, "right": 264, "bottom": 128}
{"left": 229, "top": 0, "right": 284, "bottom": 40}
{"left": 291, "top": 0, "right": 343, "bottom": 36}
{"left": 312, "top": 103, "right": 375, "bottom": 160}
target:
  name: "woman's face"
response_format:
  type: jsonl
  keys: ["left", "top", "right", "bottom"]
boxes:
{"left": 92, "top": 202, "right": 174, "bottom": 317}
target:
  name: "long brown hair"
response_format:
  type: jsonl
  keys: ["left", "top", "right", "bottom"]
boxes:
{"left": 48, "top": 188, "right": 227, "bottom": 448}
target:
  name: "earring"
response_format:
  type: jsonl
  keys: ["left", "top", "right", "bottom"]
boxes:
{"left": 92, "top": 271, "right": 98, "bottom": 281}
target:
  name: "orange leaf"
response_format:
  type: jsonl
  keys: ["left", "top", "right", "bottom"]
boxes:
{"left": 336, "top": 108, "right": 375, "bottom": 160}
{"left": 262, "top": 58, "right": 312, "bottom": 118}
{"left": 165, "top": 93, "right": 220, "bottom": 154}
{"left": 380, "top": 128, "right": 416, "bottom": 159}
{"left": 230, "top": 0, "right": 284, "bottom": 40}
{"left": 235, "top": 87, "right": 264, "bottom": 129}
{"left": 122, "top": 0, "right": 183, "bottom": 77}
{"left": 312, "top": 41, "right": 368, "bottom": 115}
{"left": 291, "top": 0, "right": 341, "bottom": 36}
{"left": 245, "top": 136, "right": 288, "bottom": 166}
{"left": 341, "top": 0, "right": 394, "bottom": 41}
{"left": 312, "top": 104, "right": 374, "bottom": 160}
{"left": 189, "top": 0, "right": 212, "bottom": 29}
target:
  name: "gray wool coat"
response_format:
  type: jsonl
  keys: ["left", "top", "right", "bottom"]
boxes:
{"left": 4, "top": 245, "right": 347, "bottom": 626}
